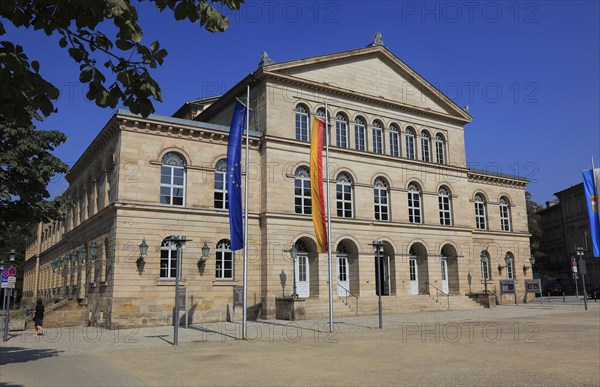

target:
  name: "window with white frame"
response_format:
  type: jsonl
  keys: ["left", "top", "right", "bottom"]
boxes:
{"left": 295, "top": 166, "right": 311, "bottom": 215}
{"left": 335, "top": 113, "right": 348, "bottom": 148}
{"left": 438, "top": 187, "right": 452, "bottom": 226}
{"left": 354, "top": 117, "right": 366, "bottom": 151}
{"left": 475, "top": 194, "right": 487, "bottom": 230}
{"left": 506, "top": 254, "right": 514, "bottom": 279}
{"left": 295, "top": 104, "right": 309, "bottom": 142}
{"left": 160, "top": 238, "right": 178, "bottom": 279}
{"left": 421, "top": 131, "right": 431, "bottom": 162}
{"left": 160, "top": 152, "right": 185, "bottom": 206}
{"left": 215, "top": 239, "right": 233, "bottom": 280}
{"left": 408, "top": 182, "right": 422, "bottom": 224}
{"left": 389, "top": 124, "right": 400, "bottom": 157}
{"left": 214, "top": 159, "right": 228, "bottom": 209}
{"left": 500, "top": 197, "right": 511, "bottom": 232}
{"left": 336, "top": 172, "right": 353, "bottom": 218}
{"left": 481, "top": 251, "right": 490, "bottom": 280}
{"left": 372, "top": 120, "right": 383, "bottom": 154}
{"left": 405, "top": 127, "right": 416, "bottom": 160}
{"left": 435, "top": 134, "right": 446, "bottom": 164}
{"left": 374, "top": 177, "right": 389, "bottom": 221}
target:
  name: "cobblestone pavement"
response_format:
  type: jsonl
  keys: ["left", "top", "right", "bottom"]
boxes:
{"left": 1, "top": 302, "right": 599, "bottom": 386}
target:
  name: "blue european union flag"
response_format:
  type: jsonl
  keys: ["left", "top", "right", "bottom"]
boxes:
{"left": 227, "top": 100, "right": 247, "bottom": 251}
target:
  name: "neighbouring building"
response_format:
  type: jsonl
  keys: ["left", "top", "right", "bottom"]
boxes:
{"left": 538, "top": 184, "right": 600, "bottom": 292}
{"left": 22, "top": 35, "right": 533, "bottom": 328}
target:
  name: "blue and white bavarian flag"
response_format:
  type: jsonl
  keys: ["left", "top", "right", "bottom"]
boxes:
{"left": 226, "top": 100, "right": 247, "bottom": 251}
{"left": 582, "top": 168, "right": 600, "bottom": 257}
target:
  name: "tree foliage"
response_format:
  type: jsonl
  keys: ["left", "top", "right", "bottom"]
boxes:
{"left": 0, "top": 0, "right": 242, "bottom": 241}
{"left": 526, "top": 191, "right": 546, "bottom": 262}
{"left": 1, "top": 0, "right": 243, "bottom": 124}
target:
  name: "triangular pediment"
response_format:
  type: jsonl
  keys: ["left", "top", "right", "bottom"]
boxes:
{"left": 261, "top": 46, "right": 471, "bottom": 123}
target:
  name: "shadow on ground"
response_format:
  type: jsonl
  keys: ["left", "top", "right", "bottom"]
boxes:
{"left": 0, "top": 345, "right": 63, "bottom": 365}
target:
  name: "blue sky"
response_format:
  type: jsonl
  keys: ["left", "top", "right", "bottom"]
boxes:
{"left": 5, "top": 1, "right": 600, "bottom": 204}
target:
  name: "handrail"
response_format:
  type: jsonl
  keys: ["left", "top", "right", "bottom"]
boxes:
{"left": 424, "top": 282, "right": 450, "bottom": 310}
{"left": 337, "top": 283, "right": 359, "bottom": 316}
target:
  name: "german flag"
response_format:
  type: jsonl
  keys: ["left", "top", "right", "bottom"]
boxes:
{"left": 310, "top": 116, "right": 328, "bottom": 252}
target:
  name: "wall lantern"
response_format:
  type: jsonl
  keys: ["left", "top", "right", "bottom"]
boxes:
{"left": 197, "top": 241, "right": 211, "bottom": 273}
{"left": 88, "top": 241, "right": 98, "bottom": 259}
{"left": 136, "top": 238, "right": 148, "bottom": 274}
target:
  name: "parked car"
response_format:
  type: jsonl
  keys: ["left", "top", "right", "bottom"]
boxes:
{"left": 586, "top": 286, "right": 600, "bottom": 299}
{"left": 544, "top": 282, "right": 563, "bottom": 296}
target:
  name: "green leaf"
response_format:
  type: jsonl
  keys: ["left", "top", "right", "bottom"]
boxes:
{"left": 115, "top": 39, "right": 134, "bottom": 50}
{"left": 79, "top": 68, "right": 93, "bottom": 83}
{"left": 31, "top": 60, "right": 40, "bottom": 72}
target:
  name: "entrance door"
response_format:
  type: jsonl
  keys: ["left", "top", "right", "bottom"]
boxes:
{"left": 441, "top": 258, "right": 449, "bottom": 294}
{"left": 337, "top": 255, "right": 349, "bottom": 296}
{"left": 409, "top": 257, "right": 419, "bottom": 295}
{"left": 295, "top": 254, "right": 310, "bottom": 298}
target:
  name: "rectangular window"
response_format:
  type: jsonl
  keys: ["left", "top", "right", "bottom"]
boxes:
{"left": 374, "top": 188, "right": 389, "bottom": 221}
{"left": 408, "top": 192, "right": 421, "bottom": 224}
{"left": 336, "top": 184, "right": 353, "bottom": 218}
{"left": 214, "top": 171, "right": 228, "bottom": 209}
{"left": 421, "top": 136, "right": 430, "bottom": 162}
{"left": 436, "top": 139, "right": 445, "bottom": 164}
{"left": 406, "top": 135, "right": 415, "bottom": 159}
{"left": 475, "top": 202, "right": 486, "bottom": 230}
{"left": 296, "top": 112, "right": 308, "bottom": 141}
{"left": 373, "top": 128, "right": 383, "bottom": 154}
{"left": 481, "top": 260, "right": 490, "bottom": 280}
{"left": 295, "top": 178, "right": 311, "bottom": 214}
{"left": 500, "top": 204, "right": 511, "bottom": 231}
{"left": 106, "top": 169, "right": 114, "bottom": 203}
{"left": 216, "top": 251, "right": 233, "bottom": 280}
{"left": 390, "top": 131, "right": 399, "bottom": 157}
{"left": 336, "top": 121, "right": 348, "bottom": 148}
{"left": 355, "top": 124, "right": 366, "bottom": 151}
{"left": 439, "top": 196, "right": 451, "bottom": 226}
{"left": 160, "top": 248, "right": 178, "bottom": 279}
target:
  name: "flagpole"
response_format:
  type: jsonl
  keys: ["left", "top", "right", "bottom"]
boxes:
{"left": 325, "top": 101, "right": 334, "bottom": 332}
{"left": 242, "top": 85, "right": 250, "bottom": 339}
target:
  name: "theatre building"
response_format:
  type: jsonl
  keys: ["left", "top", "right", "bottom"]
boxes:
{"left": 22, "top": 35, "right": 532, "bottom": 328}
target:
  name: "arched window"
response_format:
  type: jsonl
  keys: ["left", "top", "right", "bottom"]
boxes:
{"left": 435, "top": 134, "right": 446, "bottom": 164}
{"left": 160, "top": 237, "right": 178, "bottom": 279}
{"left": 389, "top": 124, "right": 400, "bottom": 157}
{"left": 336, "top": 172, "right": 353, "bottom": 218}
{"left": 295, "top": 166, "right": 311, "bottom": 215}
{"left": 408, "top": 183, "right": 422, "bottom": 224}
{"left": 160, "top": 152, "right": 185, "bottom": 206}
{"left": 475, "top": 194, "right": 487, "bottom": 230}
{"left": 372, "top": 120, "right": 383, "bottom": 154}
{"left": 374, "top": 177, "right": 389, "bottom": 221}
{"left": 354, "top": 117, "right": 366, "bottom": 151}
{"left": 295, "top": 104, "right": 309, "bottom": 141}
{"left": 335, "top": 113, "right": 348, "bottom": 148}
{"left": 499, "top": 197, "right": 511, "bottom": 232}
{"left": 421, "top": 131, "right": 431, "bottom": 162}
{"left": 214, "top": 159, "right": 228, "bottom": 209}
{"left": 405, "top": 127, "right": 416, "bottom": 160}
{"left": 438, "top": 187, "right": 452, "bottom": 226}
{"left": 481, "top": 250, "right": 490, "bottom": 280}
{"left": 215, "top": 239, "right": 233, "bottom": 280}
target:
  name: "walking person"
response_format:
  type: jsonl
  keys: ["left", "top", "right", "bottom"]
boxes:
{"left": 33, "top": 299, "right": 45, "bottom": 336}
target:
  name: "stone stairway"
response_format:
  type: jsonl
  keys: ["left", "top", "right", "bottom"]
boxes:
{"left": 302, "top": 293, "right": 483, "bottom": 320}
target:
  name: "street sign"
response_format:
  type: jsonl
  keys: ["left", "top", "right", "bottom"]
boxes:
{"left": 7, "top": 266, "right": 16, "bottom": 277}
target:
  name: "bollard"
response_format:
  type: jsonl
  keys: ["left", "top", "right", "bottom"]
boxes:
{"left": 562, "top": 291, "right": 566, "bottom": 303}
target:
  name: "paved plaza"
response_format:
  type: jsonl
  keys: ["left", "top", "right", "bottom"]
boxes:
{"left": 1, "top": 301, "right": 599, "bottom": 386}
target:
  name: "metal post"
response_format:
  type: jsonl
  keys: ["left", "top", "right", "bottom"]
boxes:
{"left": 574, "top": 273, "right": 579, "bottom": 301}
{"left": 582, "top": 272, "right": 588, "bottom": 311}
{"left": 513, "top": 276, "right": 518, "bottom": 306}
{"left": 374, "top": 242, "right": 383, "bottom": 329}
{"left": 174, "top": 241, "right": 180, "bottom": 346}
{"left": 292, "top": 255, "right": 298, "bottom": 298}
{"left": 2, "top": 288, "right": 8, "bottom": 342}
